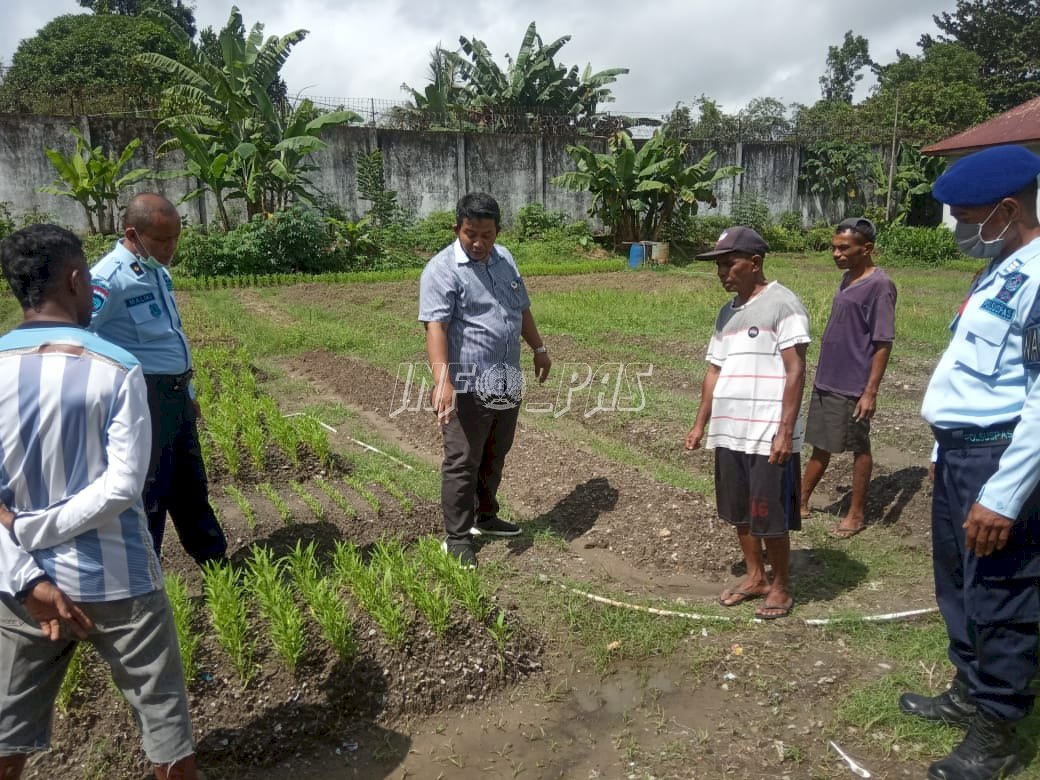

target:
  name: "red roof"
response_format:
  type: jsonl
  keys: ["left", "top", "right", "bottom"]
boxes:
{"left": 922, "top": 95, "right": 1040, "bottom": 156}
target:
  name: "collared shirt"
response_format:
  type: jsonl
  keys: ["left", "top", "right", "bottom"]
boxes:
{"left": 0, "top": 323, "right": 162, "bottom": 601}
{"left": 922, "top": 236, "right": 1040, "bottom": 518}
{"left": 814, "top": 267, "right": 897, "bottom": 398}
{"left": 418, "top": 240, "right": 531, "bottom": 389}
{"left": 705, "top": 282, "right": 812, "bottom": 456}
{"left": 88, "top": 240, "right": 192, "bottom": 376}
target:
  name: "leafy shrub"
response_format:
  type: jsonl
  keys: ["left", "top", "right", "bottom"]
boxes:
{"left": 0, "top": 203, "right": 15, "bottom": 241}
{"left": 175, "top": 208, "right": 344, "bottom": 276}
{"left": 329, "top": 217, "right": 384, "bottom": 270}
{"left": 761, "top": 224, "right": 807, "bottom": 253}
{"left": 514, "top": 203, "right": 567, "bottom": 240}
{"left": 678, "top": 214, "right": 733, "bottom": 250}
{"left": 876, "top": 225, "right": 959, "bottom": 267}
{"left": 81, "top": 233, "right": 118, "bottom": 262}
{"left": 805, "top": 224, "right": 836, "bottom": 252}
{"left": 777, "top": 211, "right": 803, "bottom": 232}
{"left": 173, "top": 226, "right": 239, "bottom": 276}
{"left": 728, "top": 193, "right": 771, "bottom": 233}
{"left": 407, "top": 210, "right": 456, "bottom": 253}
{"left": 247, "top": 207, "right": 339, "bottom": 274}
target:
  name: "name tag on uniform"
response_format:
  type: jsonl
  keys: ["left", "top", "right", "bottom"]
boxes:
{"left": 1025, "top": 326, "right": 1040, "bottom": 365}
{"left": 126, "top": 292, "right": 156, "bottom": 307}
{"left": 981, "top": 298, "right": 1014, "bottom": 321}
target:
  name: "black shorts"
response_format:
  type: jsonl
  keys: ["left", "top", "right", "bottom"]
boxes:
{"left": 714, "top": 447, "right": 801, "bottom": 537}
{"left": 804, "top": 389, "right": 871, "bottom": 454}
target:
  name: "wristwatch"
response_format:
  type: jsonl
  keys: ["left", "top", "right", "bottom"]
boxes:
{"left": 534, "top": 345, "right": 548, "bottom": 354}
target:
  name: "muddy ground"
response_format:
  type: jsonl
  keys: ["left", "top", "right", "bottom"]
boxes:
{"left": 25, "top": 272, "right": 953, "bottom": 780}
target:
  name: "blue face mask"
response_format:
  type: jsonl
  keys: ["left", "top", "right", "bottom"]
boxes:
{"left": 954, "top": 203, "right": 1012, "bottom": 260}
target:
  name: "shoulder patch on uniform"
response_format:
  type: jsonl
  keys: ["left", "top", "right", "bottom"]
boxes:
{"left": 129, "top": 261, "right": 145, "bottom": 276}
{"left": 1026, "top": 326, "right": 1040, "bottom": 366}
{"left": 981, "top": 298, "right": 1014, "bottom": 321}
{"left": 91, "top": 282, "right": 110, "bottom": 315}
{"left": 997, "top": 272, "right": 1028, "bottom": 302}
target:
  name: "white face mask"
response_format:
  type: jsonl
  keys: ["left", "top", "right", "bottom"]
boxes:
{"left": 954, "top": 203, "right": 1012, "bottom": 260}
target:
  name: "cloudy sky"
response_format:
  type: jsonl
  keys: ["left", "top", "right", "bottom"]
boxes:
{"left": 2, "top": 0, "right": 952, "bottom": 115}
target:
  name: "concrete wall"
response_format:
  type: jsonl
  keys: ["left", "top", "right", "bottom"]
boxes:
{"left": 0, "top": 113, "right": 872, "bottom": 233}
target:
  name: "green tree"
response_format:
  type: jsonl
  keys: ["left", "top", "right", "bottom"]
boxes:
{"left": 40, "top": 128, "right": 151, "bottom": 234}
{"left": 738, "top": 97, "right": 792, "bottom": 140}
{"left": 800, "top": 141, "right": 882, "bottom": 222}
{"left": 553, "top": 131, "right": 742, "bottom": 245}
{"left": 0, "top": 13, "right": 185, "bottom": 114}
{"left": 862, "top": 43, "right": 991, "bottom": 144}
{"left": 428, "top": 22, "right": 628, "bottom": 127}
{"left": 140, "top": 6, "right": 359, "bottom": 227}
{"left": 820, "top": 30, "right": 874, "bottom": 103}
{"left": 77, "top": 0, "right": 197, "bottom": 38}
{"left": 921, "top": 0, "right": 1040, "bottom": 112}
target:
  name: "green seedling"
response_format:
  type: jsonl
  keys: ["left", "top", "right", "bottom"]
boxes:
{"left": 314, "top": 476, "right": 357, "bottom": 519}
{"left": 246, "top": 546, "right": 307, "bottom": 675}
{"left": 257, "top": 482, "right": 293, "bottom": 524}
{"left": 290, "top": 481, "right": 325, "bottom": 521}
{"left": 202, "top": 560, "right": 255, "bottom": 684}
{"left": 224, "top": 485, "right": 257, "bottom": 530}
{"left": 165, "top": 573, "right": 201, "bottom": 684}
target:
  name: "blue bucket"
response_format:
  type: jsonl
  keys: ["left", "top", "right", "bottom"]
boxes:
{"left": 627, "top": 243, "right": 645, "bottom": 268}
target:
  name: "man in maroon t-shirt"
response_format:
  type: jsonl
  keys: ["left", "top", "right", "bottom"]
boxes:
{"left": 800, "top": 217, "right": 896, "bottom": 537}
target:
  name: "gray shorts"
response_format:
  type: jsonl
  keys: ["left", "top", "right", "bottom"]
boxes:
{"left": 804, "top": 389, "right": 871, "bottom": 454}
{"left": 0, "top": 588, "right": 194, "bottom": 765}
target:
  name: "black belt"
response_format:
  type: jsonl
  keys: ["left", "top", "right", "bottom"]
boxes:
{"left": 932, "top": 421, "right": 1017, "bottom": 449}
{"left": 147, "top": 369, "right": 194, "bottom": 393}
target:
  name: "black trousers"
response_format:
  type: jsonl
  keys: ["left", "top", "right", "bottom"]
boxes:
{"left": 145, "top": 375, "right": 227, "bottom": 566}
{"left": 440, "top": 393, "right": 519, "bottom": 543}
{"left": 932, "top": 441, "right": 1040, "bottom": 721}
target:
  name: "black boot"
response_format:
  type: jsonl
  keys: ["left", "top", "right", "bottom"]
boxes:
{"left": 899, "top": 677, "right": 977, "bottom": 728}
{"left": 927, "top": 709, "right": 1022, "bottom": 780}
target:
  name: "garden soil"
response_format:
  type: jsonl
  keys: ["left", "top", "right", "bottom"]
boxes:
{"left": 25, "top": 277, "right": 945, "bottom": 779}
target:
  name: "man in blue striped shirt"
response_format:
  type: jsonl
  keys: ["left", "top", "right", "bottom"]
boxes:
{"left": 0, "top": 225, "right": 197, "bottom": 779}
{"left": 419, "top": 193, "right": 551, "bottom": 567}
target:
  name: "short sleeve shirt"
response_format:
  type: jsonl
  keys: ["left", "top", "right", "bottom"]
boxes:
{"left": 705, "top": 282, "right": 812, "bottom": 456}
{"left": 88, "top": 241, "right": 192, "bottom": 376}
{"left": 813, "top": 268, "right": 897, "bottom": 398}
{"left": 418, "top": 240, "right": 531, "bottom": 389}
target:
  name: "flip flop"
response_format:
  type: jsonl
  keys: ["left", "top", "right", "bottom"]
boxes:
{"left": 755, "top": 599, "right": 794, "bottom": 620}
{"left": 718, "top": 588, "right": 765, "bottom": 607}
{"left": 830, "top": 524, "right": 866, "bottom": 539}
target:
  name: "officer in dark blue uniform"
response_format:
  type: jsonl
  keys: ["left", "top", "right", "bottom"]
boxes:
{"left": 89, "top": 193, "right": 227, "bottom": 568}
{"left": 899, "top": 146, "right": 1040, "bottom": 780}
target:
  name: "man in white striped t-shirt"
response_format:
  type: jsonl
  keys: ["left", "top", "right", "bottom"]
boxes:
{"left": 685, "top": 227, "right": 810, "bottom": 620}
{"left": 0, "top": 225, "right": 196, "bottom": 779}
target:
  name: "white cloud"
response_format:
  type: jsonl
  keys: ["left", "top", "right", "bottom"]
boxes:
{"left": 0, "top": 0, "right": 953, "bottom": 116}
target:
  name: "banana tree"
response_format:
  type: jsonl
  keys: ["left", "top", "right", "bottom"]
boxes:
{"left": 140, "top": 6, "right": 357, "bottom": 224}
{"left": 41, "top": 127, "right": 151, "bottom": 234}
{"left": 436, "top": 21, "right": 627, "bottom": 126}
{"left": 553, "top": 131, "right": 742, "bottom": 246}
